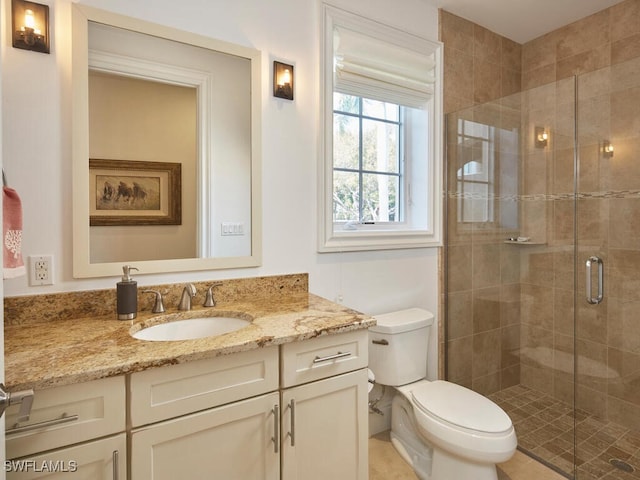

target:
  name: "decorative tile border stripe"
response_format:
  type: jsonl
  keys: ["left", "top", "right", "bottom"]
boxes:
{"left": 447, "top": 190, "right": 640, "bottom": 201}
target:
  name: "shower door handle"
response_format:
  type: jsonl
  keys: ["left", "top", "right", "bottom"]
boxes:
{"left": 585, "top": 256, "right": 604, "bottom": 305}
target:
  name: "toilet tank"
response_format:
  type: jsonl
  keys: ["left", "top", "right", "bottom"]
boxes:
{"left": 369, "top": 308, "right": 434, "bottom": 386}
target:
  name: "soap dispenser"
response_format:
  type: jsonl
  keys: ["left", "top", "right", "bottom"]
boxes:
{"left": 117, "top": 265, "right": 139, "bottom": 320}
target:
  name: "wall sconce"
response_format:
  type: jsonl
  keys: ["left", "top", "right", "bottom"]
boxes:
{"left": 273, "top": 61, "right": 294, "bottom": 100}
{"left": 12, "top": 0, "right": 50, "bottom": 54}
{"left": 602, "top": 140, "right": 614, "bottom": 158}
{"left": 534, "top": 126, "right": 548, "bottom": 148}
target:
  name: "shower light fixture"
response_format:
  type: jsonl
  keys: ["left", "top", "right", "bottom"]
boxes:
{"left": 602, "top": 140, "right": 614, "bottom": 158}
{"left": 535, "top": 127, "right": 548, "bottom": 148}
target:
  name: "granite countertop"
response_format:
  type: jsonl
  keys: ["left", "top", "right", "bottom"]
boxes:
{"left": 5, "top": 292, "right": 374, "bottom": 392}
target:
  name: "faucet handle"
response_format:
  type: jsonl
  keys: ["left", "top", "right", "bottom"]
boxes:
{"left": 142, "top": 290, "right": 165, "bottom": 313}
{"left": 203, "top": 283, "right": 223, "bottom": 307}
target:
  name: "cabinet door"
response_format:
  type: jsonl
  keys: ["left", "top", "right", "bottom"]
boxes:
{"left": 131, "top": 392, "right": 279, "bottom": 480}
{"left": 281, "top": 369, "right": 368, "bottom": 480}
{"left": 6, "top": 433, "right": 126, "bottom": 480}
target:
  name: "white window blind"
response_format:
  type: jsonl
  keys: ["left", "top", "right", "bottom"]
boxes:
{"left": 333, "top": 26, "right": 436, "bottom": 109}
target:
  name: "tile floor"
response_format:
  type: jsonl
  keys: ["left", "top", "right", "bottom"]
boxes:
{"left": 369, "top": 430, "right": 566, "bottom": 480}
{"left": 489, "top": 385, "right": 640, "bottom": 480}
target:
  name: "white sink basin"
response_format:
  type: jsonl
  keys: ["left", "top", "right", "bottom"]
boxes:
{"left": 132, "top": 315, "right": 251, "bottom": 341}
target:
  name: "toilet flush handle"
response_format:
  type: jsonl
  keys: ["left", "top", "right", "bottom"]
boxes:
{"left": 371, "top": 339, "right": 388, "bottom": 346}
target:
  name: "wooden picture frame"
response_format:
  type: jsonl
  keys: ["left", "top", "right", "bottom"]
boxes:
{"left": 89, "top": 159, "right": 181, "bottom": 226}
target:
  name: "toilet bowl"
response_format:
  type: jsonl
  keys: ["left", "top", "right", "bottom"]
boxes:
{"left": 398, "top": 380, "right": 517, "bottom": 479}
{"left": 369, "top": 308, "right": 517, "bottom": 480}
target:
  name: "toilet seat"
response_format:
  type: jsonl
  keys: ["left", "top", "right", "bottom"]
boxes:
{"left": 411, "top": 380, "right": 512, "bottom": 434}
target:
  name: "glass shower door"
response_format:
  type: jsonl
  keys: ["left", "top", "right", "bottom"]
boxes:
{"left": 444, "top": 76, "right": 580, "bottom": 476}
{"left": 446, "top": 55, "right": 640, "bottom": 479}
{"left": 506, "top": 75, "right": 579, "bottom": 476}
{"left": 574, "top": 57, "right": 640, "bottom": 480}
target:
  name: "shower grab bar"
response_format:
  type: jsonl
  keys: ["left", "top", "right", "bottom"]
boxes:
{"left": 585, "top": 256, "right": 604, "bottom": 305}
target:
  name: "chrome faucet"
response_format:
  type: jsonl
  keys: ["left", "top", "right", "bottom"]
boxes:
{"left": 178, "top": 284, "right": 197, "bottom": 311}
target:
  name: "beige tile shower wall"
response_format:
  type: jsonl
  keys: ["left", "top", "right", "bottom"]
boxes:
{"left": 517, "top": 76, "right": 577, "bottom": 407}
{"left": 575, "top": 57, "right": 640, "bottom": 430}
{"left": 518, "top": 0, "right": 640, "bottom": 429}
{"left": 440, "top": 10, "right": 522, "bottom": 115}
{"left": 522, "top": 0, "right": 640, "bottom": 89}
{"left": 442, "top": 1, "right": 640, "bottom": 423}
{"left": 440, "top": 10, "right": 523, "bottom": 394}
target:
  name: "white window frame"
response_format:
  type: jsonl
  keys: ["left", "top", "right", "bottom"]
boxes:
{"left": 318, "top": 4, "right": 443, "bottom": 252}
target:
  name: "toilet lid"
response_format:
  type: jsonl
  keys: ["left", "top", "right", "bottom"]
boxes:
{"left": 411, "top": 381, "right": 512, "bottom": 434}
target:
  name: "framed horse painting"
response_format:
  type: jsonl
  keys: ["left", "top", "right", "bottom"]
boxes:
{"left": 89, "top": 159, "right": 182, "bottom": 226}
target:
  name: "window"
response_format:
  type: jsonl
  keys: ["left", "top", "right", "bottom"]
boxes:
{"left": 333, "top": 94, "right": 402, "bottom": 224}
{"left": 319, "top": 5, "right": 443, "bottom": 252}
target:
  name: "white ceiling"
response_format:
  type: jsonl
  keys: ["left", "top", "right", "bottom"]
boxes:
{"left": 428, "top": 0, "right": 626, "bottom": 44}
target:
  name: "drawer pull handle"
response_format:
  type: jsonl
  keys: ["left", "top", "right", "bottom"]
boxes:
{"left": 313, "top": 351, "right": 351, "bottom": 364}
{"left": 372, "top": 339, "right": 388, "bottom": 346}
{"left": 272, "top": 404, "right": 280, "bottom": 454}
{"left": 6, "top": 413, "right": 79, "bottom": 435}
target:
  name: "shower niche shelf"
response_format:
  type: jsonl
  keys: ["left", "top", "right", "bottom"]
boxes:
{"left": 503, "top": 240, "right": 546, "bottom": 245}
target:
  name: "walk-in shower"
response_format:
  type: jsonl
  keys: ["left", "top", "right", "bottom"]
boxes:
{"left": 445, "top": 56, "right": 640, "bottom": 479}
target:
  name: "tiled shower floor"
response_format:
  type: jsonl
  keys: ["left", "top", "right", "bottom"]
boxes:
{"left": 489, "top": 385, "right": 640, "bottom": 480}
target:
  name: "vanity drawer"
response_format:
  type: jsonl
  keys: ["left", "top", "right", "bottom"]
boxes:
{"left": 281, "top": 330, "right": 368, "bottom": 387}
{"left": 6, "top": 376, "right": 125, "bottom": 459}
{"left": 129, "top": 346, "right": 279, "bottom": 427}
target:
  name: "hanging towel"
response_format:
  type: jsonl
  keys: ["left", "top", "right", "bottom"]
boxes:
{"left": 3, "top": 186, "right": 26, "bottom": 279}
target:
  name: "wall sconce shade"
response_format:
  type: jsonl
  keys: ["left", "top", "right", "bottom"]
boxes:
{"left": 602, "top": 140, "right": 614, "bottom": 158}
{"left": 273, "top": 61, "right": 294, "bottom": 100}
{"left": 12, "top": 0, "right": 50, "bottom": 54}
{"left": 535, "top": 126, "right": 548, "bottom": 148}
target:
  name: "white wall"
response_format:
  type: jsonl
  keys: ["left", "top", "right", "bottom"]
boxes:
{"left": 2, "top": 0, "right": 441, "bottom": 379}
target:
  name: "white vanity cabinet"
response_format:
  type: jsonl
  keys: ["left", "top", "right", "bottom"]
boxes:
{"left": 280, "top": 330, "right": 369, "bottom": 480}
{"left": 129, "top": 333, "right": 369, "bottom": 479}
{"left": 5, "top": 330, "right": 370, "bottom": 480}
{"left": 5, "top": 376, "right": 126, "bottom": 480}
{"left": 129, "top": 346, "right": 280, "bottom": 480}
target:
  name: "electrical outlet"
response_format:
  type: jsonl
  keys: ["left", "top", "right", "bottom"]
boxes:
{"left": 29, "top": 255, "right": 53, "bottom": 286}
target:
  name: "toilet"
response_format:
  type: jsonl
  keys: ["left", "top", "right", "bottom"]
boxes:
{"left": 369, "top": 308, "right": 517, "bottom": 480}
